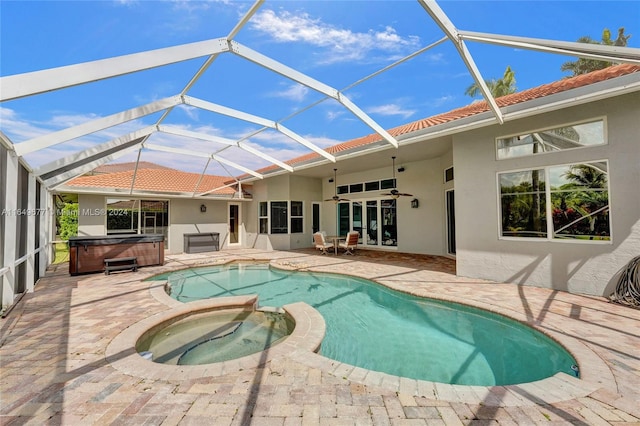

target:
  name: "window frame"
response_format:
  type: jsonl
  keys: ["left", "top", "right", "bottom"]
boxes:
{"left": 495, "top": 117, "right": 607, "bottom": 161}
{"left": 259, "top": 201, "right": 304, "bottom": 235}
{"left": 497, "top": 160, "right": 612, "bottom": 244}
{"left": 290, "top": 201, "right": 304, "bottom": 234}
{"left": 258, "top": 201, "right": 268, "bottom": 234}
{"left": 270, "top": 201, "right": 288, "bottom": 234}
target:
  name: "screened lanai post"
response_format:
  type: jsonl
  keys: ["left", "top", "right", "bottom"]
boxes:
{"left": 417, "top": 0, "right": 503, "bottom": 125}
{"left": 1, "top": 145, "right": 18, "bottom": 308}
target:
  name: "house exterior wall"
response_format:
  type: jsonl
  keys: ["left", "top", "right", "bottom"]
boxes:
{"left": 453, "top": 93, "right": 640, "bottom": 296}
{"left": 321, "top": 157, "right": 448, "bottom": 255}
{"left": 169, "top": 199, "right": 233, "bottom": 253}
{"left": 77, "top": 195, "right": 239, "bottom": 254}
{"left": 77, "top": 194, "right": 106, "bottom": 236}
{"left": 250, "top": 175, "right": 323, "bottom": 251}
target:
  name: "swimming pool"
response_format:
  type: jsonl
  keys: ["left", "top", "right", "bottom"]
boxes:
{"left": 150, "top": 262, "right": 576, "bottom": 386}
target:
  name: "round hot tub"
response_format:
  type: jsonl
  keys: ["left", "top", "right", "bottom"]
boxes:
{"left": 136, "top": 308, "right": 294, "bottom": 365}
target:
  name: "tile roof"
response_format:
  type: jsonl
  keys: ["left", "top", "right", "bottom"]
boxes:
{"left": 67, "top": 168, "right": 237, "bottom": 195}
{"left": 257, "top": 63, "right": 640, "bottom": 173}
{"left": 91, "top": 161, "right": 175, "bottom": 174}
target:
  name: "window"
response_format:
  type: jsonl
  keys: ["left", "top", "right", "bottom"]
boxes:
{"left": 259, "top": 202, "right": 268, "bottom": 234}
{"left": 497, "top": 119, "right": 605, "bottom": 160}
{"left": 290, "top": 201, "right": 303, "bottom": 233}
{"left": 381, "top": 178, "right": 396, "bottom": 190}
{"left": 500, "top": 170, "right": 547, "bottom": 238}
{"left": 349, "top": 183, "right": 363, "bottom": 193}
{"left": 107, "top": 199, "right": 140, "bottom": 235}
{"left": 550, "top": 163, "right": 609, "bottom": 240}
{"left": 499, "top": 161, "right": 610, "bottom": 241}
{"left": 445, "top": 167, "right": 454, "bottom": 182}
{"left": 106, "top": 199, "right": 169, "bottom": 242}
{"left": 365, "top": 181, "right": 380, "bottom": 191}
{"left": 261, "top": 201, "right": 304, "bottom": 234}
{"left": 337, "top": 185, "right": 348, "bottom": 195}
{"left": 270, "top": 201, "right": 288, "bottom": 234}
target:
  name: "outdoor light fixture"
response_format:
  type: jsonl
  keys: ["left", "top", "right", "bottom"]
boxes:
{"left": 200, "top": 204, "right": 207, "bottom": 213}
{"left": 411, "top": 198, "right": 419, "bottom": 208}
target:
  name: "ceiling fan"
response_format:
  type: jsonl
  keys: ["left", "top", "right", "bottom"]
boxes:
{"left": 325, "top": 168, "right": 350, "bottom": 203}
{"left": 381, "top": 156, "right": 413, "bottom": 199}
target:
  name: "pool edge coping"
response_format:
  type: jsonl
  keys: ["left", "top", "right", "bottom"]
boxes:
{"left": 115, "top": 259, "right": 615, "bottom": 407}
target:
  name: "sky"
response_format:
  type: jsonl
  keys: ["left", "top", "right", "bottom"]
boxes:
{"left": 1, "top": 0, "right": 638, "bottom": 177}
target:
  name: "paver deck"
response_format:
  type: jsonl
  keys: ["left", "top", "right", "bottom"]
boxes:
{"left": 1, "top": 248, "right": 639, "bottom": 425}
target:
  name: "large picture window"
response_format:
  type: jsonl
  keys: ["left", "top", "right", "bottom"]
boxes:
{"left": 499, "top": 161, "right": 610, "bottom": 241}
{"left": 497, "top": 119, "right": 605, "bottom": 160}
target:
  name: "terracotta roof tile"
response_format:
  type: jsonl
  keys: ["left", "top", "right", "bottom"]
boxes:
{"left": 253, "top": 64, "right": 640, "bottom": 175}
{"left": 67, "top": 169, "right": 237, "bottom": 195}
{"left": 92, "top": 161, "right": 175, "bottom": 174}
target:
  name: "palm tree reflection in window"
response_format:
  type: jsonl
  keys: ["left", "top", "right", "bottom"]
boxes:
{"left": 551, "top": 163, "right": 609, "bottom": 240}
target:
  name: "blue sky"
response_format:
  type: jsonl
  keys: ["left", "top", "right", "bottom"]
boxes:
{"left": 1, "top": 0, "right": 638, "bottom": 175}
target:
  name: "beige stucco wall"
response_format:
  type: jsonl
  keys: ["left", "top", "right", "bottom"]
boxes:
{"left": 321, "top": 158, "right": 448, "bottom": 255}
{"left": 76, "top": 196, "right": 245, "bottom": 254}
{"left": 453, "top": 93, "right": 640, "bottom": 296}
{"left": 250, "top": 175, "right": 323, "bottom": 251}
{"left": 77, "top": 194, "right": 106, "bottom": 236}
{"left": 169, "top": 199, "right": 239, "bottom": 254}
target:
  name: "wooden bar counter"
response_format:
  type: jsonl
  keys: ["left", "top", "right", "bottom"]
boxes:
{"left": 68, "top": 234, "right": 164, "bottom": 275}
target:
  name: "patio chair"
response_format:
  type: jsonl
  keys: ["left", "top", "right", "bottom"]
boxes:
{"left": 339, "top": 231, "right": 360, "bottom": 255}
{"left": 313, "top": 232, "right": 334, "bottom": 255}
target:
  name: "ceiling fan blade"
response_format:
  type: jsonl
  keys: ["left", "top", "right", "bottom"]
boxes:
{"left": 399, "top": 193, "right": 413, "bottom": 197}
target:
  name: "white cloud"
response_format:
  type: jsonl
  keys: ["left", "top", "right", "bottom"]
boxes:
{"left": 326, "top": 110, "right": 346, "bottom": 122}
{"left": 250, "top": 9, "right": 421, "bottom": 64}
{"left": 269, "top": 83, "right": 309, "bottom": 102}
{"left": 367, "top": 103, "right": 416, "bottom": 119}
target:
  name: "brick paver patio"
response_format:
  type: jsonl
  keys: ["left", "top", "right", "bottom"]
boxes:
{"left": 1, "top": 248, "right": 639, "bottom": 425}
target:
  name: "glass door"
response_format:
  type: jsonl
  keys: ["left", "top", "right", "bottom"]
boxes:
{"left": 337, "top": 202, "right": 350, "bottom": 237}
{"left": 228, "top": 203, "right": 240, "bottom": 246}
{"left": 352, "top": 202, "right": 363, "bottom": 242}
{"left": 381, "top": 199, "right": 397, "bottom": 246}
{"left": 365, "top": 201, "right": 378, "bottom": 246}
{"left": 446, "top": 190, "right": 456, "bottom": 255}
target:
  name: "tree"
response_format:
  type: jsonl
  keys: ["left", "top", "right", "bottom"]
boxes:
{"left": 561, "top": 27, "right": 631, "bottom": 77}
{"left": 465, "top": 66, "right": 516, "bottom": 98}
{"left": 58, "top": 202, "right": 78, "bottom": 240}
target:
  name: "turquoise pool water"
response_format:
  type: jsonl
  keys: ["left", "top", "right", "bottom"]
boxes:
{"left": 149, "top": 263, "right": 576, "bottom": 385}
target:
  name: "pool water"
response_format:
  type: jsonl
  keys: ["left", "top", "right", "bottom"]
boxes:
{"left": 137, "top": 310, "right": 291, "bottom": 365}
{"left": 150, "top": 263, "right": 576, "bottom": 385}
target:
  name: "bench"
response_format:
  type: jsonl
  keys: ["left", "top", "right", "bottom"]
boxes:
{"left": 104, "top": 257, "right": 138, "bottom": 275}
